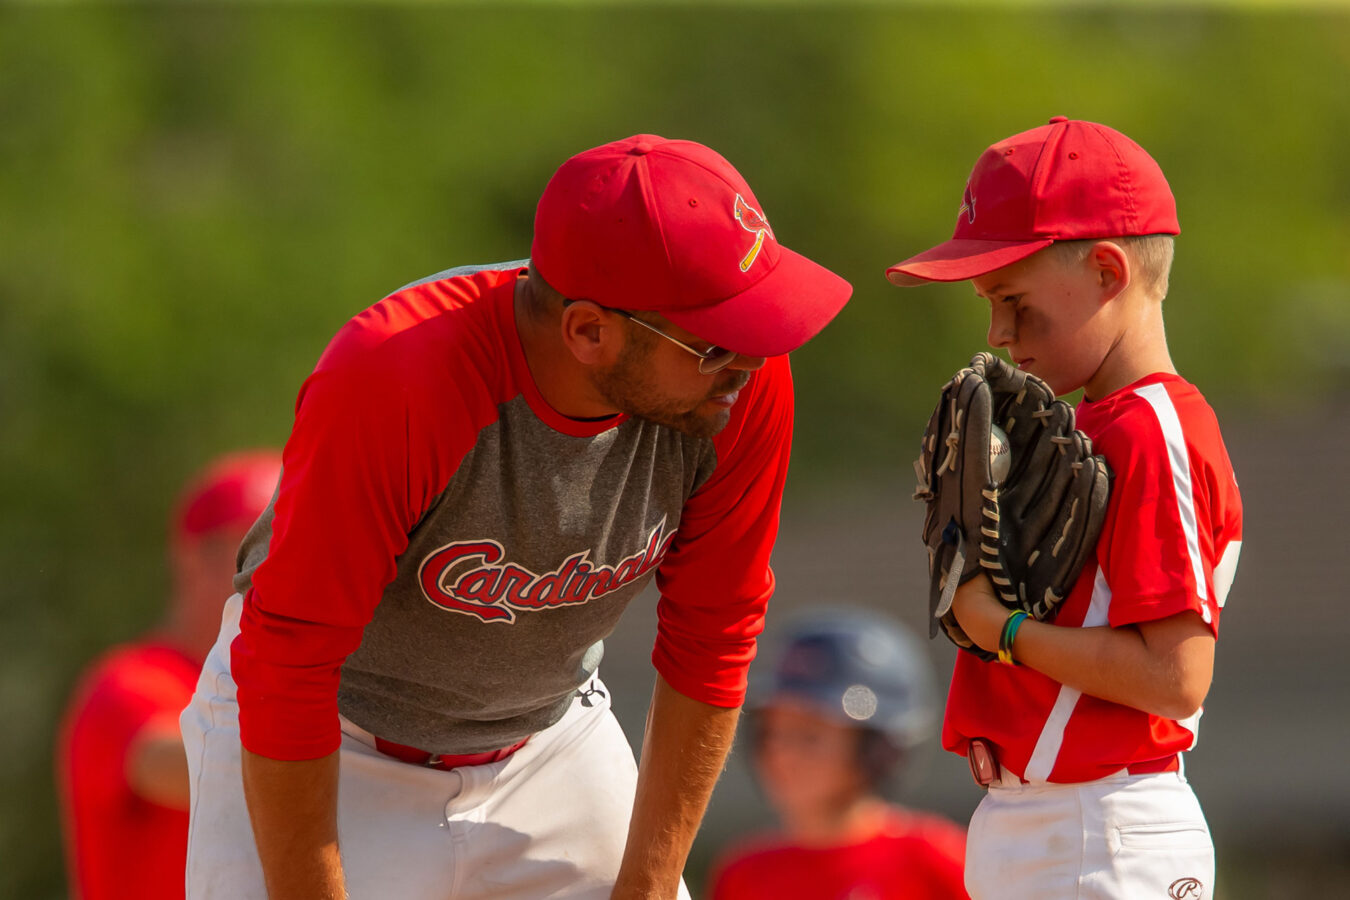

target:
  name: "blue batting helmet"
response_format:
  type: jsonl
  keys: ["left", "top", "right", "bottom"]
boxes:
{"left": 748, "top": 606, "right": 936, "bottom": 752}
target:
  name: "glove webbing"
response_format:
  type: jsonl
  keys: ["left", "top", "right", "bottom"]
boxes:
{"left": 933, "top": 518, "right": 967, "bottom": 620}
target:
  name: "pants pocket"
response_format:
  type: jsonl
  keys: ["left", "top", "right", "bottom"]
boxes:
{"left": 1107, "top": 821, "right": 1213, "bottom": 900}
{"left": 1113, "top": 821, "right": 1212, "bottom": 852}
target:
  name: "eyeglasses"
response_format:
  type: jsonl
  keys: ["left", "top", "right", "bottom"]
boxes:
{"left": 565, "top": 300, "right": 739, "bottom": 374}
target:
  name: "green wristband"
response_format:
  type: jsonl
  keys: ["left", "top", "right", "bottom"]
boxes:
{"left": 998, "top": 610, "right": 1029, "bottom": 666}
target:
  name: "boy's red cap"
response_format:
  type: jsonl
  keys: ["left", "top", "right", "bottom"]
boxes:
{"left": 886, "top": 117, "right": 1179, "bottom": 286}
{"left": 174, "top": 451, "right": 281, "bottom": 540}
{"left": 531, "top": 134, "right": 852, "bottom": 357}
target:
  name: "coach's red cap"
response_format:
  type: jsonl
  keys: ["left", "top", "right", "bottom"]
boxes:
{"left": 886, "top": 117, "right": 1179, "bottom": 286}
{"left": 531, "top": 134, "right": 852, "bottom": 357}
{"left": 174, "top": 450, "right": 281, "bottom": 540}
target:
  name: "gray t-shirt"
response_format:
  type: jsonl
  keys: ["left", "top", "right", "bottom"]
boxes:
{"left": 232, "top": 263, "right": 792, "bottom": 757}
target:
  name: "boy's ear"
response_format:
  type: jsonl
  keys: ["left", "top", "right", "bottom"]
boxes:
{"left": 1088, "top": 240, "right": 1130, "bottom": 302}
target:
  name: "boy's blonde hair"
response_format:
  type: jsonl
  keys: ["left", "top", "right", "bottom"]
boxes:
{"left": 1050, "top": 235, "right": 1175, "bottom": 300}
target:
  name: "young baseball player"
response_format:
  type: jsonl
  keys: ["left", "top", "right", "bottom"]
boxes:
{"left": 57, "top": 451, "right": 281, "bottom": 900}
{"left": 179, "top": 135, "right": 852, "bottom": 899}
{"left": 885, "top": 117, "right": 1243, "bottom": 899}
{"left": 707, "top": 608, "right": 968, "bottom": 900}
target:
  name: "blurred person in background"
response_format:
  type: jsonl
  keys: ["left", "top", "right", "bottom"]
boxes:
{"left": 708, "top": 607, "right": 968, "bottom": 900}
{"left": 56, "top": 451, "right": 282, "bottom": 900}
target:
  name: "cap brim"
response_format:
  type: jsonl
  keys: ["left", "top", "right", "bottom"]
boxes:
{"left": 885, "top": 238, "right": 1053, "bottom": 286}
{"left": 665, "top": 247, "right": 853, "bottom": 357}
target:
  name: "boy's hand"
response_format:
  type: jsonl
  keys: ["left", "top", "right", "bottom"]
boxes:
{"left": 949, "top": 575, "right": 1006, "bottom": 654}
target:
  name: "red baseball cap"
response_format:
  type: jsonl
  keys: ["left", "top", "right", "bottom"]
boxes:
{"left": 531, "top": 134, "right": 852, "bottom": 357}
{"left": 174, "top": 450, "right": 282, "bottom": 540}
{"left": 886, "top": 117, "right": 1179, "bottom": 286}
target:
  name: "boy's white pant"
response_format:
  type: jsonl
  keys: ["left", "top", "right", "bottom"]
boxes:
{"left": 964, "top": 767, "right": 1214, "bottom": 900}
{"left": 182, "top": 593, "right": 692, "bottom": 900}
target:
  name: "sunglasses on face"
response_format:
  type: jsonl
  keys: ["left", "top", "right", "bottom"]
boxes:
{"left": 564, "top": 300, "right": 739, "bottom": 374}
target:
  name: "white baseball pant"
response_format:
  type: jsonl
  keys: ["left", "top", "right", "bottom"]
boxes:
{"left": 181, "top": 593, "right": 692, "bottom": 900}
{"left": 963, "top": 767, "right": 1214, "bottom": 899}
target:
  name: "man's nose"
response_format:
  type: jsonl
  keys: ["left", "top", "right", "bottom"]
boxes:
{"left": 729, "top": 355, "right": 767, "bottom": 372}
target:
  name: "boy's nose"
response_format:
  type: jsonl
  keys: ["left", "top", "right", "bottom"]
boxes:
{"left": 987, "top": 309, "right": 1015, "bottom": 349}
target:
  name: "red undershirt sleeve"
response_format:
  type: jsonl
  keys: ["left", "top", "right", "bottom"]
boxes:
{"left": 229, "top": 274, "right": 518, "bottom": 759}
{"left": 651, "top": 355, "right": 794, "bottom": 708}
{"left": 232, "top": 341, "right": 427, "bottom": 760}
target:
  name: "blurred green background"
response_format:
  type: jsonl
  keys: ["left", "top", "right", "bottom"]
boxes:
{"left": 3, "top": 3, "right": 1348, "bottom": 898}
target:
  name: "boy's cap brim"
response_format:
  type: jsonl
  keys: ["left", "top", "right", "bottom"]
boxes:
{"left": 885, "top": 237, "right": 1053, "bottom": 286}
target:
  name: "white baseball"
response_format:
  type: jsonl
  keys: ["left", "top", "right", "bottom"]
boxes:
{"left": 989, "top": 425, "right": 1012, "bottom": 484}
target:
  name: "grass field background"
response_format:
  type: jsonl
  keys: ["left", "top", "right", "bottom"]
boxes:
{"left": 2, "top": 4, "right": 1347, "bottom": 897}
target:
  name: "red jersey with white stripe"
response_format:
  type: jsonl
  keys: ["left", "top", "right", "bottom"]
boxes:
{"left": 229, "top": 263, "right": 793, "bottom": 760}
{"left": 708, "top": 807, "right": 968, "bottom": 900}
{"left": 57, "top": 643, "right": 200, "bottom": 900}
{"left": 943, "top": 373, "right": 1243, "bottom": 784}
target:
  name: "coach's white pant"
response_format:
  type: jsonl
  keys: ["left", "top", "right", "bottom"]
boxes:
{"left": 964, "top": 768, "right": 1214, "bottom": 900}
{"left": 182, "top": 593, "right": 692, "bottom": 900}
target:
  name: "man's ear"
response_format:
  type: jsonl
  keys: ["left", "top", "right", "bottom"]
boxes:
{"left": 560, "top": 300, "right": 622, "bottom": 366}
{"left": 1088, "top": 241, "right": 1131, "bottom": 303}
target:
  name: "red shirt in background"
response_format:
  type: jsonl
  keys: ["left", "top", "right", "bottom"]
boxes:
{"left": 709, "top": 807, "right": 969, "bottom": 900}
{"left": 57, "top": 642, "right": 200, "bottom": 900}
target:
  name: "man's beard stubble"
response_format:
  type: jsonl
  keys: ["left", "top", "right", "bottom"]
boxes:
{"left": 592, "top": 338, "right": 750, "bottom": 440}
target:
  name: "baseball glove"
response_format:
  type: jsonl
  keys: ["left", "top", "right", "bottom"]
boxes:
{"left": 913, "top": 352, "right": 1112, "bottom": 659}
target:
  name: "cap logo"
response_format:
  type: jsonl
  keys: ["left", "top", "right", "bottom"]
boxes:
{"left": 958, "top": 183, "right": 976, "bottom": 224}
{"left": 734, "top": 194, "right": 774, "bottom": 272}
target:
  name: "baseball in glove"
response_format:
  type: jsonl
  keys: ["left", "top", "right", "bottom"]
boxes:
{"left": 913, "top": 352, "right": 1112, "bottom": 659}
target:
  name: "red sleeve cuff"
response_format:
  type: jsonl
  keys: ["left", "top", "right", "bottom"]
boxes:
{"left": 236, "top": 685, "right": 344, "bottom": 760}
{"left": 651, "top": 651, "right": 750, "bottom": 708}
{"left": 1108, "top": 590, "right": 1218, "bottom": 638}
{"left": 230, "top": 594, "right": 364, "bottom": 760}
{"left": 650, "top": 594, "right": 763, "bottom": 709}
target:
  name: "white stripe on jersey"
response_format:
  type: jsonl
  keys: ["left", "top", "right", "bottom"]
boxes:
{"left": 1136, "top": 383, "right": 1210, "bottom": 622}
{"left": 1177, "top": 706, "right": 1203, "bottom": 752}
{"left": 1024, "top": 568, "right": 1113, "bottom": 783}
{"left": 1212, "top": 540, "right": 1242, "bottom": 608}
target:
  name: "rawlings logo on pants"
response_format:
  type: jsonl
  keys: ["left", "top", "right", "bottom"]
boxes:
{"left": 1168, "top": 877, "right": 1203, "bottom": 899}
{"left": 418, "top": 519, "right": 675, "bottom": 623}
